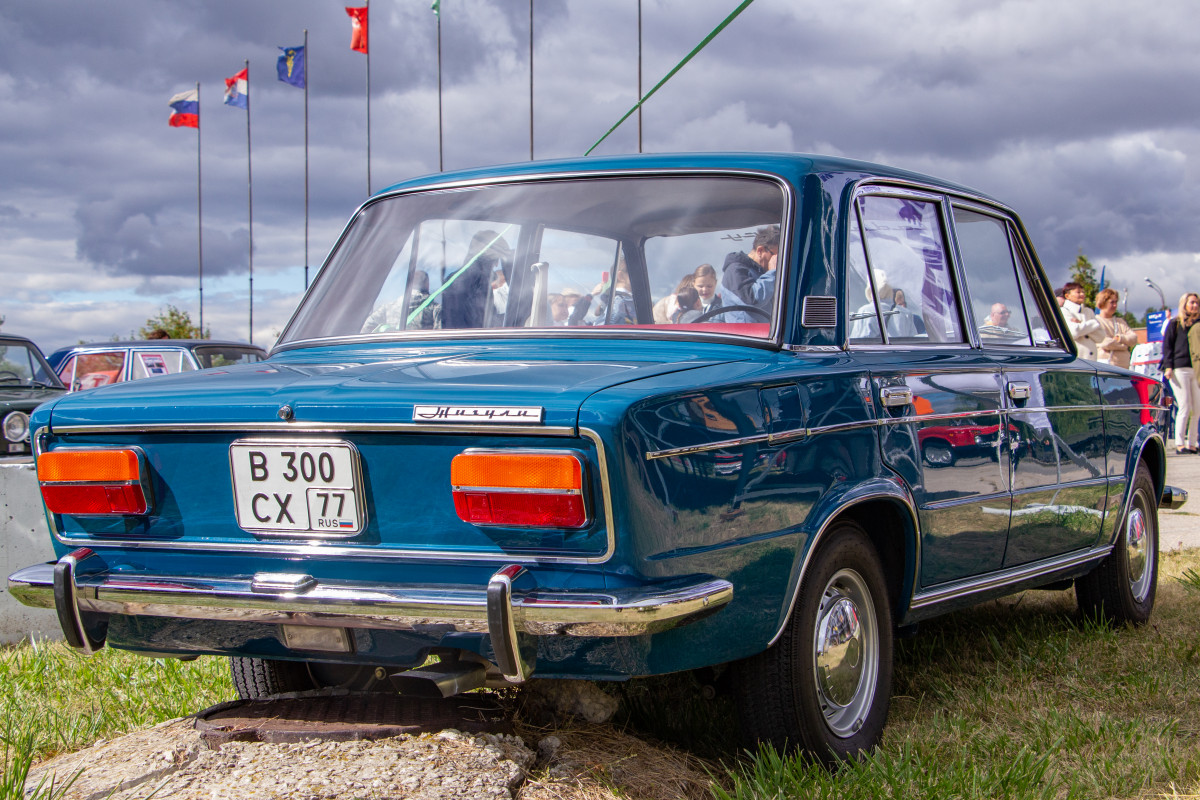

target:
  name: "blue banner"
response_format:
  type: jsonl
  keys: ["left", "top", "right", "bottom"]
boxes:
{"left": 1147, "top": 310, "right": 1169, "bottom": 342}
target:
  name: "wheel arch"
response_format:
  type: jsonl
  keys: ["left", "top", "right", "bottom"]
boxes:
{"left": 1129, "top": 429, "right": 1166, "bottom": 502}
{"left": 767, "top": 480, "right": 918, "bottom": 647}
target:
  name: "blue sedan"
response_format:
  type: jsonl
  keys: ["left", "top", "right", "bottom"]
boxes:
{"left": 9, "top": 153, "right": 1185, "bottom": 763}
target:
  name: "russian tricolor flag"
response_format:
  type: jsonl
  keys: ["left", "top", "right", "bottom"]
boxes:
{"left": 168, "top": 89, "right": 199, "bottom": 128}
{"left": 224, "top": 68, "right": 248, "bottom": 109}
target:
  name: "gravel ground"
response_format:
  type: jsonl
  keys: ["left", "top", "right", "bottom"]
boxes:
{"left": 28, "top": 719, "right": 537, "bottom": 800}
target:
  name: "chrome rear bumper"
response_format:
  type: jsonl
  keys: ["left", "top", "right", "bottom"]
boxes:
{"left": 8, "top": 549, "right": 733, "bottom": 682}
{"left": 1161, "top": 484, "right": 1188, "bottom": 510}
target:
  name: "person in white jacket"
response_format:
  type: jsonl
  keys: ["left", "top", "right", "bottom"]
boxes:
{"left": 1061, "top": 282, "right": 1105, "bottom": 359}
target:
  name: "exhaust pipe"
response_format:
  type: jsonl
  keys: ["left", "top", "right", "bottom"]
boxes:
{"left": 390, "top": 659, "right": 488, "bottom": 698}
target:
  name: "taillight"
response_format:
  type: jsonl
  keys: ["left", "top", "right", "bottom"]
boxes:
{"left": 38, "top": 449, "right": 151, "bottom": 515}
{"left": 451, "top": 450, "right": 588, "bottom": 528}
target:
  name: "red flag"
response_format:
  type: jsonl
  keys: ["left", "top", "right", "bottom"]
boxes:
{"left": 346, "top": 6, "right": 368, "bottom": 54}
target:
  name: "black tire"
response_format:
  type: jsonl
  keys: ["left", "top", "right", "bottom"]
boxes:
{"left": 230, "top": 657, "right": 389, "bottom": 699}
{"left": 230, "top": 657, "right": 315, "bottom": 699}
{"left": 1076, "top": 462, "right": 1158, "bottom": 625}
{"left": 732, "top": 520, "right": 893, "bottom": 764}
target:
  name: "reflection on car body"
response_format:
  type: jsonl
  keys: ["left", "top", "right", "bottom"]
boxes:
{"left": 9, "top": 153, "right": 1186, "bottom": 765}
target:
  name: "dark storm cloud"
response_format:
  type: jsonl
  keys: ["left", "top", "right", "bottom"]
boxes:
{"left": 4, "top": 0, "right": 1200, "bottom": 346}
{"left": 74, "top": 195, "right": 247, "bottom": 278}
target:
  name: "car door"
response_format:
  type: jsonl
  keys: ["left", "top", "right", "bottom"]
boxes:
{"left": 949, "top": 204, "right": 1105, "bottom": 566}
{"left": 847, "top": 190, "right": 1012, "bottom": 588}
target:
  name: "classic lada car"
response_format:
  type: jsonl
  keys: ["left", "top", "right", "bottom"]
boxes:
{"left": 9, "top": 153, "right": 1186, "bottom": 763}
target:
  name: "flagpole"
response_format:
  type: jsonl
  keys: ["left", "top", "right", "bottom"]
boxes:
{"left": 244, "top": 59, "right": 254, "bottom": 344}
{"left": 529, "top": 0, "right": 534, "bottom": 161}
{"left": 437, "top": 3, "right": 444, "bottom": 171}
{"left": 196, "top": 81, "right": 204, "bottom": 337}
{"left": 637, "top": 0, "right": 643, "bottom": 153}
{"left": 366, "top": 0, "right": 371, "bottom": 196}
{"left": 303, "top": 28, "right": 310, "bottom": 291}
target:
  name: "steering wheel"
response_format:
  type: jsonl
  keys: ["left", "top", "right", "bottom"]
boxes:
{"left": 0, "top": 370, "right": 19, "bottom": 382}
{"left": 692, "top": 304, "right": 771, "bottom": 323}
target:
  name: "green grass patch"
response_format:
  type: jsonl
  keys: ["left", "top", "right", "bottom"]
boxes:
{"left": 0, "top": 642, "right": 233, "bottom": 797}
{"left": 715, "top": 548, "right": 1200, "bottom": 799}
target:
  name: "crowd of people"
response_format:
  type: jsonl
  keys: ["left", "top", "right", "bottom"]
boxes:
{"left": 1060, "top": 283, "right": 1200, "bottom": 454}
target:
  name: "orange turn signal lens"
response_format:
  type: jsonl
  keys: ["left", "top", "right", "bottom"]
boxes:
{"left": 38, "top": 450, "right": 141, "bottom": 483}
{"left": 38, "top": 449, "right": 150, "bottom": 515}
{"left": 451, "top": 452, "right": 581, "bottom": 491}
{"left": 451, "top": 451, "right": 588, "bottom": 528}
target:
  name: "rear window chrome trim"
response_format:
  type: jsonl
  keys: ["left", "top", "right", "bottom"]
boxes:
{"left": 276, "top": 167, "right": 796, "bottom": 352}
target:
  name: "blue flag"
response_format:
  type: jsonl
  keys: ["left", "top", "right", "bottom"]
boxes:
{"left": 277, "top": 45, "right": 306, "bottom": 89}
{"left": 1098, "top": 264, "right": 1106, "bottom": 291}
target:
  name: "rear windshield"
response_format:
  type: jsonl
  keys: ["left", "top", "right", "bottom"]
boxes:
{"left": 280, "top": 175, "right": 788, "bottom": 345}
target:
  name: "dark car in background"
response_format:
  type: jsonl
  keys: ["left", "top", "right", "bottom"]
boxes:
{"left": 0, "top": 334, "right": 65, "bottom": 456}
{"left": 47, "top": 340, "right": 267, "bottom": 392}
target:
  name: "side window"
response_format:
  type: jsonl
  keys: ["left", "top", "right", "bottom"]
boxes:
{"left": 56, "top": 356, "right": 76, "bottom": 387}
{"left": 1011, "top": 236, "right": 1062, "bottom": 348}
{"left": 72, "top": 351, "right": 126, "bottom": 391}
{"left": 130, "top": 350, "right": 188, "bottom": 380}
{"left": 847, "top": 214, "right": 882, "bottom": 344}
{"left": 854, "top": 195, "right": 964, "bottom": 344}
{"left": 952, "top": 207, "right": 1059, "bottom": 348}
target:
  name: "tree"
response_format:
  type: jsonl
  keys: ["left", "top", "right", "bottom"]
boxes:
{"left": 1068, "top": 251, "right": 1098, "bottom": 306}
{"left": 136, "top": 306, "right": 209, "bottom": 340}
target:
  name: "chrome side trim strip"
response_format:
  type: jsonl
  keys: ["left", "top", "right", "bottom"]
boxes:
{"left": 8, "top": 561, "right": 734, "bottom": 640}
{"left": 41, "top": 427, "right": 618, "bottom": 566}
{"left": 908, "top": 545, "right": 1111, "bottom": 610}
{"left": 50, "top": 421, "right": 577, "bottom": 437}
{"left": 647, "top": 399, "right": 1163, "bottom": 461}
{"left": 645, "top": 419, "right": 881, "bottom": 461}
{"left": 645, "top": 434, "right": 770, "bottom": 461}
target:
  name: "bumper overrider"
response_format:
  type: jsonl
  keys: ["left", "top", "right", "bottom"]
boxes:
{"left": 8, "top": 549, "right": 733, "bottom": 682}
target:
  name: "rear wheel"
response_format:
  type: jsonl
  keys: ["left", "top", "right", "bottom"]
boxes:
{"left": 230, "top": 657, "right": 389, "bottom": 699}
{"left": 732, "top": 520, "right": 893, "bottom": 764}
{"left": 1076, "top": 462, "right": 1158, "bottom": 625}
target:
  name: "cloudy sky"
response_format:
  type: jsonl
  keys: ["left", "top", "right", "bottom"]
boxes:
{"left": 2, "top": 0, "right": 1199, "bottom": 352}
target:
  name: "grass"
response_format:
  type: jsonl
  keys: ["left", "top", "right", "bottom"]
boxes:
{"left": 712, "top": 548, "right": 1200, "bottom": 799}
{"left": 2, "top": 550, "right": 1199, "bottom": 799}
{"left": 0, "top": 642, "right": 233, "bottom": 799}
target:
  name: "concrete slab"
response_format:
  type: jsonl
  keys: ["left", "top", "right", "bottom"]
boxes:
{"left": 0, "top": 457, "right": 60, "bottom": 643}
{"left": 1160, "top": 447, "right": 1200, "bottom": 551}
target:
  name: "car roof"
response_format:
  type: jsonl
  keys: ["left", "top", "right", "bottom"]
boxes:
{"left": 0, "top": 334, "right": 40, "bottom": 348}
{"left": 373, "top": 151, "right": 988, "bottom": 202}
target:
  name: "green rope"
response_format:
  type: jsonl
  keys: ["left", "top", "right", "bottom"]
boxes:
{"left": 584, "top": 0, "right": 758, "bottom": 157}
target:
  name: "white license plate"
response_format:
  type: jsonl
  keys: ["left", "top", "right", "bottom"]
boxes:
{"left": 229, "top": 440, "right": 365, "bottom": 535}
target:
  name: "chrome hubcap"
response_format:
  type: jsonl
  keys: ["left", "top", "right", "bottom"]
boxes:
{"left": 1126, "top": 501, "right": 1153, "bottom": 602}
{"left": 813, "top": 568, "right": 878, "bottom": 738}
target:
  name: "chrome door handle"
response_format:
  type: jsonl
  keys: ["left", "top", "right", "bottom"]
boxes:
{"left": 1007, "top": 381, "right": 1031, "bottom": 402}
{"left": 880, "top": 386, "right": 913, "bottom": 408}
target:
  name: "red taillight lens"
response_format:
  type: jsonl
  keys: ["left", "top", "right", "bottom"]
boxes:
{"left": 451, "top": 451, "right": 588, "bottom": 528}
{"left": 38, "top": 449, "right": 150, "bottom": 515}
